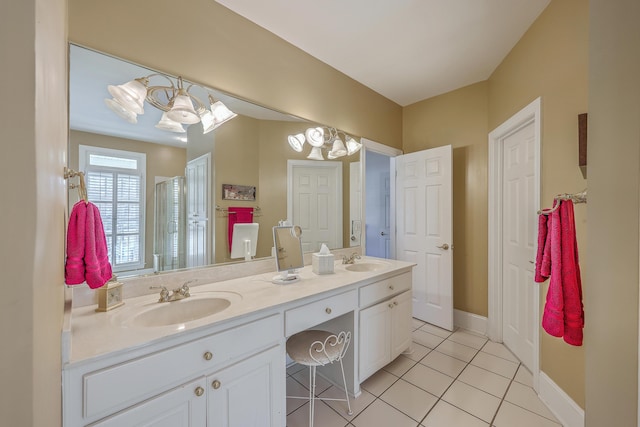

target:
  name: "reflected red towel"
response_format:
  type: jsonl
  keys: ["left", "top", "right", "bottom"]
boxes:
{"left": 228, "top": 207, "right": 254, "bottom": 252}
{"left": 541, "top": 201, "right": 584, "bottom": 346}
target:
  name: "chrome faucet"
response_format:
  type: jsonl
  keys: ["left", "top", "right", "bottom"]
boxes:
{"left": 150, "top": 281, "right": 193, "bottom": 303}
{"left": 342, "top": 252, "right": 361, "bottom": 265}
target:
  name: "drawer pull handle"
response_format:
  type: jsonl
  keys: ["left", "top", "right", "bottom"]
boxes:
{"left": 388, "top": 303, "right": 394, "bottom": 308}
{"left": 394, "top": 301, "right": 398, "bottom": 306}
{"left": 212, "top": 380, "right": 221, "bottom": 390}
{"left": 389, "top": 285, "right": 395, "bottom": 291}
{"left": 203, "top": 351, "right": 213, "bottom": 361}
{"left": 325, "top": 307, "right": 332, "bottom": 314}
{"left": 195, "top": 386, "right": 205, "bottom": 397}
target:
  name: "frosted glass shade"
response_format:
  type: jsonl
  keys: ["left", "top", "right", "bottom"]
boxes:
{"left": 107, "top": 79, "right": 147, "bottom": 115}
{"left": 288, "top": 133, "right": 305, "bottom": 152}
{"left": 211, "top": 101, "right": 237, "bottom": 126}
{"left": 307, "top": 147, "right": 324, "bottom": 160}
{"left": 167, "top": 91, "right": 200, "bottom": 124}
{"left": 104, "top": 98, "right": 137, "bottom": 124}
{"left": 305, "top": 127, "right": 325, "bottom": 147}
{"left": 346, "top": 136, "right": 362, "bottom": 155}
{"left": 155, "top": 112, "right": 186, "bottom": 133}
{"left": 329, "top": 138, "right": 347, "bottom": 158}
{"left": 199, "top": 109, "right": 216, "bottom": 134}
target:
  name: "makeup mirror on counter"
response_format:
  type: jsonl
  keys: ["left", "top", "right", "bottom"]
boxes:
{"left": 68, "top": 44, "right": 362, "bottom": 279}
{"left": 272, "top": 225, "right": 304, "bottom": 284}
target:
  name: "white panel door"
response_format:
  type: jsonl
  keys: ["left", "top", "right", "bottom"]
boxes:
{"left": 502, "top": 122, "right": 536, "bottom": 371}
{"left": 288, "top": 161, "right": 342, "bottom": 253}
{"left": 396, "top": 145, "right": 453, "bottom": 330}
{"left": 186, "top": 154, "right": 210, "bottom": 268}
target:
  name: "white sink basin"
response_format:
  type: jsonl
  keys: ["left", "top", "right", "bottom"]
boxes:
{"left": 344, "top": 262, "right": 389, "bottom": 272}
{"left": 118, "top": 292, "right": 242, "bottom": 328}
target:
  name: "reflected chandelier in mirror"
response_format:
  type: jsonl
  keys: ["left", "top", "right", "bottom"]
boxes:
{"left": 106, "top": 73, "right": 237, "bottom": 134}
{"left": 288, "top": 126, "right": 362, "bottom": 161}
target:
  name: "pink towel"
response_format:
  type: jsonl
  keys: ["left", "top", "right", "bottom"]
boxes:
{"left": 541, "top": 201, "right": 584, "bottom": 346}
{"left": 65, "top": 201, "right": 88, "bottom": 285}
{"left": 65, "top": 201, "right": 112, "bottom": 289}
{"left": 227, "top": 207, "right": 254, "bottom": 252}
{"left": 534, "top": 213, "right": 549, "bottom": 282}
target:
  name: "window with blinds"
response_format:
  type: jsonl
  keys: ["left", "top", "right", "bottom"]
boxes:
{"left": 79, "top": 145, "right": 146, "bottom": 272}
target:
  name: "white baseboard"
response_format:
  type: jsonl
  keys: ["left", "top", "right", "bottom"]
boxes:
{"left": 453, "top": 309, "right": 488, "bottom": 336}
{"left": 539, "top": 371, "right": 585, "bottom": 427}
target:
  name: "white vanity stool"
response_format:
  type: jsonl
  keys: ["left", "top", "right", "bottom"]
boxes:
{"left": 286, "top": 330, "right": 353, "bottom": 427}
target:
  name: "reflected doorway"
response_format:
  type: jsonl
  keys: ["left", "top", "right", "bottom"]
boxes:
{"left": 365, "top": 151, "right": 391, "bottom": 258}
{"left": 362, "top": 139, "right": 402, "bottom": 260}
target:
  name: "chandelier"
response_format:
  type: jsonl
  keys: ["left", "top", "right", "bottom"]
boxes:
{"left": 287, "top": 127, "right": 362, "bottom": 160}
{"left": 104, "top": 74, "right": 237, "bottom": 134}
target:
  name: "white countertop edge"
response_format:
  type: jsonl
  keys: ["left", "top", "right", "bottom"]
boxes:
{"left": 64, "top": 256, "right": 415, "bottom": 367}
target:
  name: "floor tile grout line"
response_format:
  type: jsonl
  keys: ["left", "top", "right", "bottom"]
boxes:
{"left": 489, "top": 361, "right": 520, "bottom": 426}
{"left": 415, "top": 338, "right": 491, "bottom": 426}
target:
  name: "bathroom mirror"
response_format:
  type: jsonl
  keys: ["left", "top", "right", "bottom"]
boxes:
{"left": 272, "top": 225, "right": 305, "bottom": 284}
{"left": 68, "top": 44, "right": 361, "bottom": 278}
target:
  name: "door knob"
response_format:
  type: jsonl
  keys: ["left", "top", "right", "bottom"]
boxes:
{"left": 351, "top": 236, "right": 356, "bottom": 241}
{"left": 380, "top": 231, "right": 388, "bottom": 236}
{"left": 436, "top": 243, "right": 449, "bottom": 250}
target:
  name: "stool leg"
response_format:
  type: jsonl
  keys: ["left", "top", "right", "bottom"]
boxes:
{"left": 309, "top": 365, "right": 317, "bottom": 427}
{"left": 338, "top": 358, "right": 353, "bottom": 416}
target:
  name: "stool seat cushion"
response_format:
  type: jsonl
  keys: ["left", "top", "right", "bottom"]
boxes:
{"left": 287, "top": 330, "right": 344, "bottom": 367}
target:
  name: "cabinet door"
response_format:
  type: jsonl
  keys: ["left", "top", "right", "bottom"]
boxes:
{"left": 359, "top": 301, "right": 391, "bottom": 382}
{"left": 390, "top": 290, "right": 413, "bottom": 358}
{"left": 91, "top": 377, "right": 207, "bottom": 427}
{"left": 207, "top": 346, "right": 284, "bottom": 427}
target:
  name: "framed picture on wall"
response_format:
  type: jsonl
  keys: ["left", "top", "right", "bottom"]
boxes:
{"left": 222, "top": 184, "right": 256, "bottom": 201}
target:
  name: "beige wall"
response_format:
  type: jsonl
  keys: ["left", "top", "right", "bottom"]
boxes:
{"left": 0, "top": 0, "right": 67, "bottom": 426}
{"left": 586, "top": 0, "right": 640, "bottom": 424}
{"left": 489, "top": 0, "right": 588, "bottom": 408}
{"left": 403, "top": 0, "right": 588, "bottom": 408}
{"left": 69, "top": 131, "right": 187, "bottom": 271}
{"left": 403, "top": 81, "right": 489, "bottom": 316}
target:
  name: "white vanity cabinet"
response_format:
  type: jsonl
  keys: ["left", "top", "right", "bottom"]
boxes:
{"left": 63, "top": 257, "right": 416, "bottom": 427}
{"left": 63, "top": 314, "right": 283, "bottom": 427}
{"left": 207, "top": 345, "right": 282, "bottom": 427}
{"left": 358, "top": 272, "right": 412, "bottom": 382}
{"left": 90, "top": 377, "right": 208, "bottom": 427}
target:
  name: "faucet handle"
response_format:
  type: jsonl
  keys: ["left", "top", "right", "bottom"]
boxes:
{"left": 150, "top": 286, "right": 170, "bottom": 302}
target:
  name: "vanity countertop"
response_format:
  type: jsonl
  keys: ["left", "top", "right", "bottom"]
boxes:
{"left": 64, "top": 256, "right": 414, "bottom": 366}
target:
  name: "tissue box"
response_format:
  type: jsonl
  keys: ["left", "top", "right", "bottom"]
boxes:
{"left": 312, "top": 253, "right": 335, "bottom": 275}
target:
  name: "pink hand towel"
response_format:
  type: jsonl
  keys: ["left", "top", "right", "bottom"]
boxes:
{"left": 227, "top": 207, "right": 254, "bottom": 252}
{"left": 65, "top": 201, "right": 88, "bottom": 285}
{"left": 534, "top": 213, "right": 549, "bottom": 283}
{"left": 541, "top": 201, "right": 584, "bottom": 346}
{"left": 84, "top": 202, "right": 113, "bottom": 289}
{"left": 65, "top": 201, "right": 112, "bottom": 289}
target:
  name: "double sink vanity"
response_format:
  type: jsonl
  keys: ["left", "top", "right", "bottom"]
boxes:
{"left": 62, "top": 255, "right": 415, "bottom": 426}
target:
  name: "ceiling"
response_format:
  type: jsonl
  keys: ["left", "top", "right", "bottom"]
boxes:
{"left": 214, "top": 0, "right": 550, "bottom": 106}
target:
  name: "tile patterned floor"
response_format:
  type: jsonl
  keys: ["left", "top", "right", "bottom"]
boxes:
{"left": 286, "top": 319, "right": 563, "bottom": 427}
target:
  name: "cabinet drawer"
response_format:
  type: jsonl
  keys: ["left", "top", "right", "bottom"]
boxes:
{"left": 285, "top": 290, "right": 357, "bottom": 337}
{"left": 83, "top": 314, "right": 281, "bottom": 421}
{"left": 359, "top": 272, "right": 411, "bottom": 308}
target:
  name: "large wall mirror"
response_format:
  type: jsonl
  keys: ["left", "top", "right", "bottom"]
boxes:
{"left": 68, "top": 44, "right": 362, "bottom": 279}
